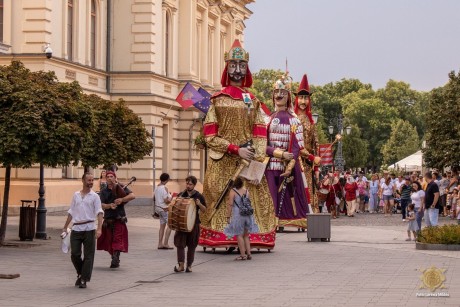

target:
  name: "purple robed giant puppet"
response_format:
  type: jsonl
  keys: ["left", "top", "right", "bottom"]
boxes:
{"left": 265, "top": 74, "right": 309, "bottom": 232}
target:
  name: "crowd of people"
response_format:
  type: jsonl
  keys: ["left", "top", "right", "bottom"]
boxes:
{"left": 316, "top": 169, "right": 460, "bottom": 235}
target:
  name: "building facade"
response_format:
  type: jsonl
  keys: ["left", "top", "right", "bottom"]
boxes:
{"left": 0, "top": 0, "right": 253, "bottom": 210}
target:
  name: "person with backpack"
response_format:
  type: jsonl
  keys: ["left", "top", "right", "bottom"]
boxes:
{"left": 224, "top": 177, "right": 259, "bottom": 260}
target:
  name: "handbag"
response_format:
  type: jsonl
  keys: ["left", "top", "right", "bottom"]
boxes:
{"left": 61, "top": 228, "right": 71, "bottom": 253}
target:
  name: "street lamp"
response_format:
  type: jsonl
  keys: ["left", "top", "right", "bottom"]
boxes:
{"left": 345, "top": 126, "right": 352, "bottom": 135}
{"left": 328, "top": 114, "right": 351, "bottom": 172}
{"left": 312, "top": 113, "right": 319, "bottom": 124}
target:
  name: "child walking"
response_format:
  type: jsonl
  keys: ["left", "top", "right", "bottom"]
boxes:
{"left": 406, "top": 204, "right": 419, "bottom": 241}
{"left": 224, "top": 177, "right": 259, "bottom": 260}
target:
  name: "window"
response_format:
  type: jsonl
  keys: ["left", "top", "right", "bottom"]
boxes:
{"left": 67, "top": 0, "right": 73, "bottom": 60}
{"left": 164, "top": 11, "right": 170, "bottom": 76}
{"left": 90, "top": 0, "right": 96, "bottom": 67}
{"left": 0, "top": 0, "right": 4, "bottom": 43}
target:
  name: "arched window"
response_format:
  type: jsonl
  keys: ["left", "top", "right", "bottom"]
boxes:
{"left": 164, "top": 11, "right": 170, "bottom": 76}
{"left": 90, "top": 0, "right": 96, "bottom": 67}
{"left": 67, "top": 0, "right": 74, "bottom": 60}
{"left": 0, "top": 0, "right": 4, "bottom": 43}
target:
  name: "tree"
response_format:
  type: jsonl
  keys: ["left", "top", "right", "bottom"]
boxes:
{"left": 0, "top": 61, "right": 90, "bottom": 245}
{"left": 79, "top": 95, "right": 153, "bottom": 168}
{"left": 343, "top": 96, "right": 398, "bottom": 168}
{"left": 0, "top": 61, "right": 153, "bottom": 245}
{"left": 342, "top": 125, "right": 369, "bottom": 169}
{"left": 423, "top": 71, "right": 460, "bottom": 169}
{"left": 381, "top": 119, "right": 420, "bottom": 166}
{"left": 376, "top": 80, "right": 426, "bottom": 138}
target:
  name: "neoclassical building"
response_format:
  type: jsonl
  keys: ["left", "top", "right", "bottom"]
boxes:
{"left": 0, "top": 0, "right": 254, "bottom": 210}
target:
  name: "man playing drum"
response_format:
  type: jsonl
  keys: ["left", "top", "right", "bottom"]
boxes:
{"left": 173, "top": 176, "right": 206, "bottom": 273}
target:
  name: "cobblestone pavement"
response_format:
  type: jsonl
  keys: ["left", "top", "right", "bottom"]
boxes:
{"left": 2, "top": 205, "right": 459, "bottom": 307}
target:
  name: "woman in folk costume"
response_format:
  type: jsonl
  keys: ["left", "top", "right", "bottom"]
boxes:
{"left": 265, "top": 74, "right": 311, "bottom": 231}
{"left": 199, "top": 39, "right": 276, "bottom": 250}
{"left": 294, "top": 74, "right": 322, "bottom": 213}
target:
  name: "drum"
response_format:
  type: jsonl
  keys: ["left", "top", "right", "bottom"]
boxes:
{"left": 168, "top": 197, "right": 197, "bottom": 232}
{"left": 316, "top": 189, "right": 329, "bottom": 202}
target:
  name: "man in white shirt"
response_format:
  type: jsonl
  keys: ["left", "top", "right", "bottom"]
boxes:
{"left": 154, "top": 173, "right": 173, "bottom": 249}
{"left": 62, "top": 173, "right": 103, "bottom": 289}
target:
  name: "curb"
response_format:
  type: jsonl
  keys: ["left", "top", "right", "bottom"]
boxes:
{"left": 415, "top": 242, "right": 460, "bottom": 251}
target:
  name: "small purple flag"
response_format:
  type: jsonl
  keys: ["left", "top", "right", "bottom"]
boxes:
{"left": 194, "top": 88, "right": 212, "bottom": 114}
{"left": 176, "top": 82, "right": 204, "bottom": 109}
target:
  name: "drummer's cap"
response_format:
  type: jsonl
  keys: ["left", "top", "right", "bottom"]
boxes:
{"left": 106, "top": 171, "right": 116, "bottom": 178}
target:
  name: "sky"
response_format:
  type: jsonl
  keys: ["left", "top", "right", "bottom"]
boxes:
{"left": 244, "top": 0, "right": 460, "bottom": 91}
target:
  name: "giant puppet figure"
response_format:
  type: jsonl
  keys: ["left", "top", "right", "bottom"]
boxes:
{"left": 265, "top": 75, "right": 311, "bottom": 231}
{"left": 199, "top": 40, "right": 277, "bottom": 250}
{"left": 294, "top": 74, "right": 321, "bottom": 213}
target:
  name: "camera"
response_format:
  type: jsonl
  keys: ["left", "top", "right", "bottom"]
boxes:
{"left": 43, "top": 44, "right": 53, "bottom": 59}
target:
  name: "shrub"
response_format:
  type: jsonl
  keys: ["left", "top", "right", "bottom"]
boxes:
{"left": 417, "top": 224, "right": 460, "bottom": 244}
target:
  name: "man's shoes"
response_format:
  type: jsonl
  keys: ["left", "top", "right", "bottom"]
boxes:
{"left": 111, "top": 251, "right": 120, "bottom": 268}
{"left": 110, "top": 262, "right": 120, "bottom": 268}
{"left": 174, "top": 262, "right": 185, "bottom": 273}
{"left": 75, "top": 275, "right": 81, "bottom": 287}
{"left": 79, "top": 281, "right": 87, "bottom": 288}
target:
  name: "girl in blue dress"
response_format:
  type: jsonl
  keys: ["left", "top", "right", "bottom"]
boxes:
{"left": 224, "top": 177, "right": 259, "bottom": 260}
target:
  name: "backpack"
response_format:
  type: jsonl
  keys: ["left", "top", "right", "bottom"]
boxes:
{"left": 233, "top": 188, "right": 254, "bottom": 216}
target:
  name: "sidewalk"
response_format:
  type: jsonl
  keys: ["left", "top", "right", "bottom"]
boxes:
{"left": 0, "top": 210, "right": 459, "bottom": 307}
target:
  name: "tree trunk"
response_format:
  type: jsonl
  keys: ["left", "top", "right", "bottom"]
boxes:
{"left": 0, "top": 165, "right": 12, "bottom": 246}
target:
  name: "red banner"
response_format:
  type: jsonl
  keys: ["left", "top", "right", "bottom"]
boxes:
{"left": 319, "top": 143, "right": 333, "bottom": 165}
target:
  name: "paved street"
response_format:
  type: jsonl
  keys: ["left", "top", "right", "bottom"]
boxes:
{"left": 1, "top": 206, "right": 459, "bottom": 307}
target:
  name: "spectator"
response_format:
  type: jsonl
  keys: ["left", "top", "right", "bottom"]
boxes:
{"left": 420, "top": 174, "right": 427, "bottom": 190}
{"left": 450, "top": 188, "right": 458, "bottom": 220}
{"left": 356, "top": 173, "right": 368, "bottom": 213}
{"left": 405, "top": 204, "right": 419, "bottom": 241}
{"left": 438, "top": 173, "right": 449, "bottom": 217}
{"left": 344, "top": 176, "right": 358, "bottom": 217}
{"left": 380, "top": 176, "right": 395, "bottom": 216}
{"left": 395, "top": 175, "right": 405, "bottom": 192}
{"left": 399, "top": 176, "right": 412, "bottom": 221}
{"left": 154, "top": 173, "right": 173, "bottom": 249}
{"left": 368, "top": 174, "right": 379, "bottom": 213}
{"left": 410, "top": 181, "right": 425, "bottom": 230}
{"left": 424, "top": 172, "right": 440, "bottom": 227}
{"left": 99, "top": 170, "right": 107, "bottom": 191}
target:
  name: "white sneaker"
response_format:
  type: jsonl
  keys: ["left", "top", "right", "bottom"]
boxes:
{"left": 402, "top": 219, "right": 406, "bottom": 222}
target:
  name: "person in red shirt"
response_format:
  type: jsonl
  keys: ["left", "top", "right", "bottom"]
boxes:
{"left": 344, "top": 176, "right": 358, "bottom": 217}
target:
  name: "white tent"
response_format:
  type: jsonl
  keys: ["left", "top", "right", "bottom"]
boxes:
{"left": 388, "top": 150, "right": 423, "bottom": 172}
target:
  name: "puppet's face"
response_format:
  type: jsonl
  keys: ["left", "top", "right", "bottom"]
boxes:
{"left": 227, "top": 60, "right": 248, "bottom": 83}
{"left": 297, "top": 95, "right": 310, "bottom": 110}
{"left": 273, "top": 89, "right": 289, "bottom": 108}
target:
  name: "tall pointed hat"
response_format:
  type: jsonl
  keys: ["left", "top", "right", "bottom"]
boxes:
{"left": 297, "top": 74, "right": 310, "bottom": 96}
{"left": 294, "top": 74, "right": 314, "bottom": 124}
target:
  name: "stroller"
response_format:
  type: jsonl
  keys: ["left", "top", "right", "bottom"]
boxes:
{"left": 393, "top": 197, "right": 401, "bottom": 214}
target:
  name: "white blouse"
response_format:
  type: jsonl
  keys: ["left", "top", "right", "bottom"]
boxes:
{"left": 410, "top": 190, "right": 425, "bottom": 209}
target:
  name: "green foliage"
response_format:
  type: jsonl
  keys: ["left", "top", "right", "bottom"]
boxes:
{"left": 79, "top": 96, "right": 153, "bottom": 168}
{"left": 0, "top": 61, "right": 88, "bottom": 168}
{"left": 424, "top": 71, "right": 460, "bottom": 169}
{"left": 343, "top": 97, "right": 398, "bottom": 167}
{"left": 342, "top": 125, "right": 369, "bottom": 168}
{"left": 381, "top": 119, "right": 420, "bottom": 165}
{"left": 417, "top": 224, "right": 460, "bottom": 244}
{"left": 376, "top": 80, "right": 426, "bottom": 137}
